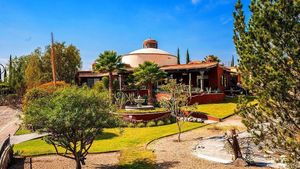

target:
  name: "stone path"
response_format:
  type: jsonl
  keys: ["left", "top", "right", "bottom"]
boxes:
{"left": 0, "top": 106, "right": 21, "bottom": 144}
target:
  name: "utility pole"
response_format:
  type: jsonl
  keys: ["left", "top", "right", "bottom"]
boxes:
{"left": 50, "top": 32, "right": 57, "bottom": 86}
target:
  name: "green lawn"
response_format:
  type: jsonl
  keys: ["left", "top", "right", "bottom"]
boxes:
{"left": 14, "top": 128, "right": 32, "bottom": 136}
{"left": 14, "top": 122, "right": 205, "bottom": 156}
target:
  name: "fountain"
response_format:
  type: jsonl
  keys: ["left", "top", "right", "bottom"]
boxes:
{"left": 125, "top": 95, "right": 154, "bottom": 111}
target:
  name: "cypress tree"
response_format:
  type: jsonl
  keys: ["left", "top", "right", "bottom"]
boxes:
{"left": 234, "top": 0, "right": 300, "bottom": 167}
{"left": 231, "top": 55, "right": 234, "bottom": 67}
{"left": 186, "top": 49, "right": 190, "bottom": 64}
{"left": 8, "top": 55, "right": 12, "bottom": 86}
{"left": 177, "top": 48, "right": 180, "bottom": 64}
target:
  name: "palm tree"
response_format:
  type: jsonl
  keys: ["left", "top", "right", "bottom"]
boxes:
{"left": 94, "top": 51, "right": 124, "bottom": 101}
{"left": 133, "top": 62, "right": 166, "bottom": 105}
{"left": 204, "top": 55, "right": 221, "bottom": 62}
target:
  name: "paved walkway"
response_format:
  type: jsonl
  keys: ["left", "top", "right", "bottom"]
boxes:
{"left": 11, "top": 133, "right": 48, "bottom": 144}
{"left": 0, "top": 106, "right": 21, "bottom": 144}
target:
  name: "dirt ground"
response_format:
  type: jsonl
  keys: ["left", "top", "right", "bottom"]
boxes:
{"left": 9, "top": 152, "right": 120, "bottom": 169}
{"left": 147, "top": 115, "right": 272, "bottom": 169}
{"left": 0, "top": 106, "right": 20, "bottom": 143}
{"left": 9, "top": 116, "right": 272, "bottom": 169}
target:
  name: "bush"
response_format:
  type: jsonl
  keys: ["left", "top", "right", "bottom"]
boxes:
{"left": 128, "top": 123, "right": 135, "bottom": 128}
{"left": 146, "top": 121, "right": 156, "bottom": 127}
{"left": 164, "top": 119, "right": 171, "bottom": 124}
{"left": 37, "top": 81, "right": 69, "bottom": 93}
{"left": 157, "top": 120, "right": 164, "bottom": 126}
{"left": 136, "top": 122, "right": 145, "bottom": 128}
{"left": 92, "top": 80, "right": 107, "bottom": 92}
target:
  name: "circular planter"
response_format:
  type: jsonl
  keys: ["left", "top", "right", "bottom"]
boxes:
{"left": 121, "top": 111, "right": 170, "bottom": 122}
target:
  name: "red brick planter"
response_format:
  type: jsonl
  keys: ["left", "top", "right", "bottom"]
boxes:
{"left": 183, "top": 110, "right": 221, "bottom": 122}
{"left": 121, "top": 111, "right": 170, "bottom": 123}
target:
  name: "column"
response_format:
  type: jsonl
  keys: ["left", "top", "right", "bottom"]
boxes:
{"left": 200, "top": 71, "right": 204, "bottom": 92}
{"left": 189, "top": 72, "right": 191, "bottom": 96}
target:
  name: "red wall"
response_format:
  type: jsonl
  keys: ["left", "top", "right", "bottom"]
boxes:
{"left": 156, "top": 93, "right": 225, "bottom": 105}
{"left": 189, "top": 93, "right": 225, "bottom": 105}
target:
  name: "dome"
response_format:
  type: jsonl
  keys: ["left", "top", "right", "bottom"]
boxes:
{"left": 122, "top": 39, "right": 178, "bottom": 68}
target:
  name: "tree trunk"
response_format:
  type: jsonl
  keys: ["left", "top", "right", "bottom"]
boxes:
{"left": 147, "top": 83, "right": 153, "bottom": 105}
{"left": 75, "top": 159, "right": 81, "bottom": 169}
{"left": 109, "top": 72, "right": 114, "bottom": 103}
{"left": 176, "top": 118, "right": 181, "bottom": 142}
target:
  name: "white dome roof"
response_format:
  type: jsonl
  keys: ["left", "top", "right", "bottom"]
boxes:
{"left": 129, "top": 48, "right": 172, "bottom": 55}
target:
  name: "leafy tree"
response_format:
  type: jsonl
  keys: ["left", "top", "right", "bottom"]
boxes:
{"left": 8, "top": 55, "right": 12, "bottom": 86}
{"left": 186, "top": 49, "right": 190, "bottom": 64}
{"left": 177, "top": 48, "right": 180, "bottom": 64}
{"left": 204, "top": 55, "right": 221, "bottom": 63}
{"left": 24, "top": 86, "right": 114, "bottom": 169}
{"left": 25, "top": 49, "right": 43, "bottom": 89}
{"left": 233, "top": 0, "right": 300, "bottom": 167}
{"left": 9, "top": 56, "right": 29, "bottom": 95}
{"left": 231, "top": 55, "right": 235, "bottom": 67}
{"left": 42, "top": 42, "right": 82, "bottom": 83}
{"left": 93, "top": 50, "right": 124, "bottom": 101}
{"left": 159, "top": 79, "right": 190, "bottom": 142}
{"left": 133, "top": 61, "right": 166, "bottom": 105}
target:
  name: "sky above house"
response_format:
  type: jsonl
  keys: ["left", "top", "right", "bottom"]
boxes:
{"left": 0, "top": 0, "right": 251, "bottom": 70}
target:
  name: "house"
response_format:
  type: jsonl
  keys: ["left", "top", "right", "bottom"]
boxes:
{"left": 76, "top": 39, "right": 238, "bottom": 103}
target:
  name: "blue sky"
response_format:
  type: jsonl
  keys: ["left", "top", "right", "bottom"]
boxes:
{"left": 0, "top": 0, "right": 251, "bottom": 70}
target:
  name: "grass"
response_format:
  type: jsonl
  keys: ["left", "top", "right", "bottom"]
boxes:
{"left": 184, "top": 97, "right": 256, "bottom": 119}
{"left": 14, "top": 128, "right": 32, "bottom": 135}
{"left": 14, "top": 122, "right": 204, "bottom": 156}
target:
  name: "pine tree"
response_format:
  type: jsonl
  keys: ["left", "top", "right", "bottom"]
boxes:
{"left": 177, "top": 48, "right": 180, "bottom": 64}
{"left": 234, "top": 0, "right": 300, "bottom": 167}
{"left": 231, "top": 55, "right": 235, "bottom": 67}
{"left": 186, "top": 49, "right": 190, "bottom": 64}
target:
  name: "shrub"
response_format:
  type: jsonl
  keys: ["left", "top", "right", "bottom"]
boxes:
{"left": 136, "top": 122, "right": 145, "bottom": 128}
{"left": 37, "top": 81, "right": 69, "bottom": 93}
{"left": 157, "top": 120, "right": 164, "bottom": 126}
{"left": 164, "top": 119, "right": 171, "bottom": 124}
{"left": 92, "top": 80, "right": 107, "bottom": 92}
{"left": 128, "top": 123, "right": 135, "bottom": 128}
{"left": 146, "top": 121, "right": 156, "bottom": 127}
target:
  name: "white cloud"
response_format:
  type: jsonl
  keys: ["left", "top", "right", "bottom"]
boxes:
{"left": 191, "top": 0, "right": 201, "bottom": 5}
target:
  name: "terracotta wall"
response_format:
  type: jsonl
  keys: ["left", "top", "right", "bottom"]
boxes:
{"left": 156, "top": 93, "right": 225, "bottom": 105}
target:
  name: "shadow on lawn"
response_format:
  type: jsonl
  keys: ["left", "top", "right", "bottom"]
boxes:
{"left": 95, "top": 159, "right": 180, "bottom": 169}
{"left": 95, "top": 132, "right": 118, "bottom": 140}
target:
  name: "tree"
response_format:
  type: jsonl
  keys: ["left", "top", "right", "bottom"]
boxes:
{"left": 42, "top": 42, "right": 82, "bottom": 83}
{"left": 25, "top": 49, "right": 43, "bottom": 89}
{"left": 133, "top": 61, "right": 166, "bottom": 105}
{"left": 24, "top": 86, "right": 114, "bottom": 169}
{"left": 204, "top": 55, "right": 221, "bottom": 63}
{"left": 8, "top": 55, "right": 12, "bottom": 86}
{"left": 233, "top": 0, "right": 299, "bottom": 167}
{"left": 186, "top": 49, "right": 190, "bottom": 64}
{"left": 93, "top": 50, "right": 124, "bottom": 102}
{"left": 177, "top": 48, "right": 180, "bottom": 64}
{"left": 231, "top": 55, "right": 235, "bottom": 67}
{"left": 9, "top": 56, "right": 29, "bottom": 95}
{"left": 159, "top": 79, "right": 190, "bottom": 142}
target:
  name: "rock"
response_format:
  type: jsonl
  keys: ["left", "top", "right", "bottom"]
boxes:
{"left": 233, "top": 158, "right": 248, "bottom": 167}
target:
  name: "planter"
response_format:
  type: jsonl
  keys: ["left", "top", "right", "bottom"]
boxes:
{"left": 121, "top": 111, "right": 170, "bottom": 122}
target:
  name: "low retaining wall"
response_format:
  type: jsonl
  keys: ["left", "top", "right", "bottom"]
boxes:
{"left": 156, "top": 93, "right": 225, "bottom": 105}
{"left": 183, "top": 111, "right": 221, "bottom": 122}
{"left": 121, "top": 112, "right": 170, "bottom": 122}
{"left": 189, "top": 93, "right": 225, "bottom": 105}
{"left": 0, "top": 137, "right": 13, "bottom": 169}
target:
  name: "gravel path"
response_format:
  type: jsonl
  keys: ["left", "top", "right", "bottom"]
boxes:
{"left": 147, "top": 116, "right": 272, "bottom": 169}
{"left": 0, "top": 106, "right": 21, "bottom": 143}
